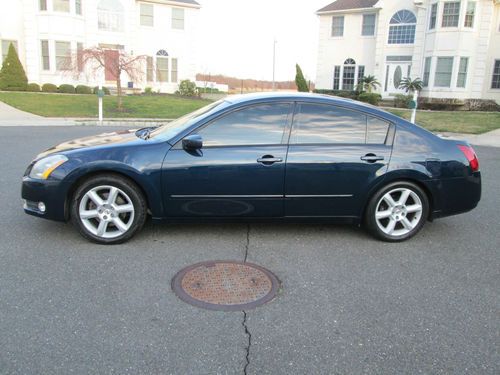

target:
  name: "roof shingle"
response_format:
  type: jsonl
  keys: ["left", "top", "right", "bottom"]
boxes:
{"left": 317, "top": 0, "right": 379, "bottom": 13}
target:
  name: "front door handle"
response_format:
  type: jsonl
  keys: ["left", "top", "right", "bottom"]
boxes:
{"left": 361, "top": 153, "right": 384, "bottom": 163}
{"left": 257, "top": 155, "right": 283, "bottom": 165}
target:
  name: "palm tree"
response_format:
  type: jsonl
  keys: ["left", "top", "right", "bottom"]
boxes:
{"left": 398, "top": 77, "right": 424, "bottom": 124}
{"left": 398, "top": 77, "right": 423, "bottom": 93}
{"left": 357, "top": 75, "right": 380, "bottom": 93}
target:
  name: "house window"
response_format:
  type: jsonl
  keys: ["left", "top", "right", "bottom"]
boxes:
{"left": 442, "top": 2, "right": 460, "bottom": 27}
{"left": 53, "top": 0, "right": 70, "bottom": 12}
{"left": 331, "top": 16, "right": 344, "bottom": 37}
{"left": 75, "top": 0, "right": 82, "bottom": 15}
{"left": 362, "top": 14, "right": 376, "bottom": 36}
{"left": 456, "top": 57, "right": 469, "bottom": 88}
{"left": 429, "top": 3, "right": 437, "bottom": 29}
{"left": 434, "top": 57, "right": 454, "bottom": 87}
{"left": 388, "top": 10, "right": 417, "bottom": 44}
{"left": 423, "top": 57, "right": 432, "bottom": 87}
{"left": 140, "top": 3, "right": 154, "bottom": 26}
{"left": 55, "top": 41, "right": 71, "bottom": 71}
{"left": 2, "top": 40, "right": 18, "bottom": 62}
{"left": 342, "top": 58, "right": 356, "bottom": 90}
{"left": 464, "top": 2, "right": 475, "bottom": 27}
{"left": 156, "top": 49, "right": 169, "bottom": 82}
{"left": 39, "top": 0, "right": 47, "bottom": 11}
{"left": 77, "top": 42, "right": 83, "bottom": 71}
{"left": 146, "top": 56, "right": 153, "bottom": 81}
{"left": 98, "top": 0, "right": 124, "bottom": 32}
{"left": 357, "top": 65, "right": 365, "bottom": 86}
{"left": 333, "top": 66, "right": 341, "bottom": 90}
{"left": 171, "top": 58, "right": 178, "bottom": 82}
{"left": 491, "top": 60, "right": 500, "bottom": 89}
{"left": 41, "top": 40, "right": 50, "bottom": 70}
{"left": 172, "top": 8, "right": 184, "bottom": 29}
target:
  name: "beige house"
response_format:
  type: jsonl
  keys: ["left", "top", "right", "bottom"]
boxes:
{"left": 315, "top": 0, "right": 500, "bottom": 104}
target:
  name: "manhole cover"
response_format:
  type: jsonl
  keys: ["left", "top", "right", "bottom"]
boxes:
{"left": 171, "top": 261, "right": 280, "bottom": 311}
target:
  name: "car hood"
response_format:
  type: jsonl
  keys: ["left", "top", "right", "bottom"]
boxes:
{"left": 36, "top": 129, "right": 139, "bottom": 160}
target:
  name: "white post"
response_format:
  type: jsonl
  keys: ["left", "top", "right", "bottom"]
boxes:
{"left": 272, "top": 39, "right": 277, "bottom": 91}
{"left": 410, "top": 90, "right": 418, "bottom": 124}
{"left": 98, "top": 83, "right": 103, "bottom": 124}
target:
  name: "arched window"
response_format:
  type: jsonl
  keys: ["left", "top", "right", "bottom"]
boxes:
{"left": 156, "top": 49, "right": 169, "bottom": 82}
{"left": 342, "top": 58, "right": 356, "bottom": 90}
{"left": 98, "top": 0, "right": 124, "bottom": 32}
{"left": 388, "top": 10, "right": 416, "bottom": 44}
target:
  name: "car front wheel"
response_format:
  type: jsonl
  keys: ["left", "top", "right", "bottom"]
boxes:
{"left": 71, "top": 174, "right": 147, "bottom": 244}
{"left": 365, "top": 181, "right": 429, "bottom": 242}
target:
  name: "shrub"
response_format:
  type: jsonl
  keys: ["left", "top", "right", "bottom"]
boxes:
{"left": 144, "top": 86, "right": 153, "bottom": 95}
{"left": 93, "top": 86, "right": 110, "bottom": 95}
{"left": 394, "top": 94, "right": 412, "bottom": 108}
{"left": 75, "top": 85, "right": 92, "bottom": 94}
{"left": 313, "top": 89, "right": 359, "bottom": 100}
{"left": 42, "top": 83, "right": 58, "bottom": 93}
{"left": 58, "top": 84, "right": 75, "bottom": 94}
{"left": 0, "top": 43, "right": 28, "bottom": 91}
{"left": 295, "top": 64, "right": 309, "bottom": 92}
{"left": 27, "top": 83, "right": 40, "bottom": 92}
{"left": 358, "top": 92, "right": 382, "bottom": 105}
{"left": 178, "top": 79, "right": 197, "bottom": 96}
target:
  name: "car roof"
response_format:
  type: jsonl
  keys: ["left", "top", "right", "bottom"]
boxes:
{"left": 223, "top": 92, "right": 401, "bottom": 121}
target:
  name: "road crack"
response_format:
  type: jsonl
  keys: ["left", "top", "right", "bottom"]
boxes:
{"left": 242, "top": 310, "right": 252, "bottom": 375}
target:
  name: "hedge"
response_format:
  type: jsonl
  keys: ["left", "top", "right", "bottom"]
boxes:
{"left": 93, "top": 86, "right": 110, "bottom": 95}
{"left": 42, "top": 83, "right": 58, "bottom": 93}
{"left": 75, "top": 85, "right": 92, "bottom": 94}
{"left": 58, "top": 84, "right": 75, "bottom": 94}
{"left": 27, "top": 83, "right": 41, "bottom": 92}
{"left": 358, "top": 92, "right": 382, "bottom": 105}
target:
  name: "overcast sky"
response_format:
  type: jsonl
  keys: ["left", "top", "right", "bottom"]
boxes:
{"left": 196, "top": 0, "right": 329, "bottom": 82}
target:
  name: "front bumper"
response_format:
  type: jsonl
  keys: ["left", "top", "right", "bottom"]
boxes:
{"left": 21, "top": 177, "right": 67, "bottom": 221}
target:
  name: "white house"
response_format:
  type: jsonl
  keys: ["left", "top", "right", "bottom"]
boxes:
{"left": 315, "top": 0, "right": 500, "bottom": 104}
{"left": 0, "top": 0, "right": 200, "bottom": 93}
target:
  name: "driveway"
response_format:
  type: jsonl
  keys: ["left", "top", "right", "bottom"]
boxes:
{"left": 0, "top": 126, "right": 498, "bottom": 374}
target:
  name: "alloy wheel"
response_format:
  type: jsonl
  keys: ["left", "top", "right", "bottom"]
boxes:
{"left": 78, "top": 185, "right": 135, "bottom": 239}
{"left": 374, "top": 187, "right": 423, "bottom": 237}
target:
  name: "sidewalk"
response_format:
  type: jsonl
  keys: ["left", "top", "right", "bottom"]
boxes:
{"left": 1, "top": 100, "right": 499, "bottom": 147}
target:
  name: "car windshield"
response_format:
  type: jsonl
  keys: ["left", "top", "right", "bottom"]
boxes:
{"left": 149, "top": 100, "right": 227, "bottom": 141}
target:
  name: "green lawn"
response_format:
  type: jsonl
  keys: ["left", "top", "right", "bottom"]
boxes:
{"left": 1, "top": 92, "right": 499, "bottom": 134}
{"left": 386, "top": 108, "right": 500, "bottom": 134}
{"left": 0, "top": 92, "right": 212, "bottom": 119}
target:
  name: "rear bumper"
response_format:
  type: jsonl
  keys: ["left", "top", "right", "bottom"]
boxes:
{"left": 430, "top": 172, "right": 481, "bottom": 220}
{"left": 21, "top": 177, "right": 67, "bottom": 222}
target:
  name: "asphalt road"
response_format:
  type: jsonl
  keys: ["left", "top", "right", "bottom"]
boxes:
{"left": 0, "top": 126, "right": 498, "bottom": 374}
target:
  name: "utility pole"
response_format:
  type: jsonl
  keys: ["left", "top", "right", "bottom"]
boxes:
{"left": 272, "top": 39, "right": 277, "bottom": 91}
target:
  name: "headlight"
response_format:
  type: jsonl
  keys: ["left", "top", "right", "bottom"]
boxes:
{"left": 29, "top": 155, "right": 68, "bottom": 180}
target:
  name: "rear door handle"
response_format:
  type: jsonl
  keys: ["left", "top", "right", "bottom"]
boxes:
{"left": 360, "top": 153, "right": 384, "bottom": 163}
{"left": 257, "top": 155, "right": 283, "bottom": 165}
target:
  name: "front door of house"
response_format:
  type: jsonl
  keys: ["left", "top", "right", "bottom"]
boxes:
{"left": 384, "top": 63, "right": 412, "bottom": 96}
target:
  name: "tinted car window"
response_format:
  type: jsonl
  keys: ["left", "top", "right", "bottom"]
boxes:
{"left": 199, "top": 103, "right": 291, "bottom": 146}
{"left": 367, "top": 116, "right": 390, "bottom": 144}
{"left": 292, "top": 103, "right": 366, "bottom": 144}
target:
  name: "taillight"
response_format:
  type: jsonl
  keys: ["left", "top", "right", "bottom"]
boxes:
{"left": 458, "top": 145, "right": 479, "bottom": 172}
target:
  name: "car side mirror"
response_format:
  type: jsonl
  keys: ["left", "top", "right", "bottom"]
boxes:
{"left": 182, "top": 134, "right": 203, "bottom": 150}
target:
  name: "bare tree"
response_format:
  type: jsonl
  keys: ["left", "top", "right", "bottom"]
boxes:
{"left": 69, "top": 47, "right": 146, "bottom": 110}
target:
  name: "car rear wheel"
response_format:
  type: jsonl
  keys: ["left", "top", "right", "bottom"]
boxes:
{"left": 71, "top": 175, "right": 147, "bottom": 244}
{"left": 365, "top": 181, "right": 429, "bottom": 242}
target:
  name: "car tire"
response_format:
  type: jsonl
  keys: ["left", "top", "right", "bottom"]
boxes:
{"left": 70, "top": 174, "right": 147, "bottom": 244}
{"left": 365, "top": 181, "right": 429, "bottom": 242}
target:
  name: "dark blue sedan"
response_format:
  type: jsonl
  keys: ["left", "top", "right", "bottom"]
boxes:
{"left": 22, "top": 93, "right": 481, "bottom": 244}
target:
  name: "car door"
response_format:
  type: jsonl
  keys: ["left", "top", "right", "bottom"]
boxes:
{"left": 162, "top": 102, "right": 293, "bottom": 217}
{"left": 285, "top": 102, "right": 394, "bottom": 218}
